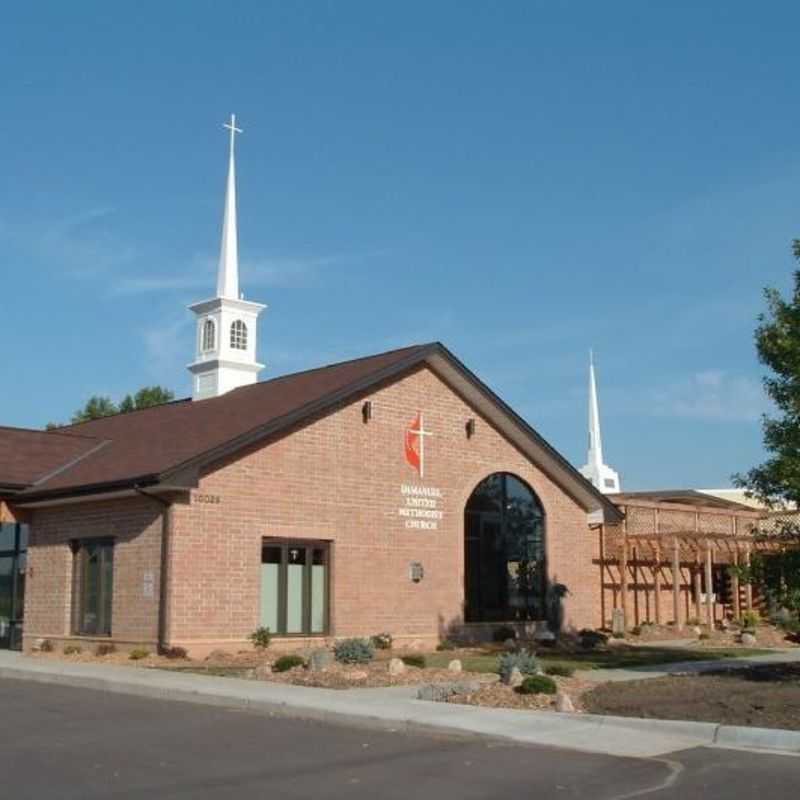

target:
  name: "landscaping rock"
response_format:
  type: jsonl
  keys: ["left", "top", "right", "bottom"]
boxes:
{"left": 388, "top": 657, "right": 406, "bottom": 676}
{"left": 205, "top": 649, "right": 233, "bottom": 662}
{"left": 343, "top": 670, "right": 368, "bottom": 681}
{"left": 741, "top": 632, "right": 757, "bottom": 646}
{"left": 555, "top": 691, "right": 575, "bottom": 713}
{"left": 502, "top": 667, "right": 524, "bottom": 688}
{"left": 447, "top": 659, "right": 462, "bottom": 674}
{"left": 31, "top": 638, "right": 46, "bottom": 653}
{"left": 308, "top": 649, "right": 333, "bottom": 672}
{"left": 416, "top": 680, "right": 481, "bottom": 702}
{"left": 692, "top": 626, "right": 703, "bottom": 637}
{"left": 253, "top": 664, "right": 272, "bottom": 679}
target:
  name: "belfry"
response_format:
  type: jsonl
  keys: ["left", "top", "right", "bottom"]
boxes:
{"left": 187, "top": 114, "right": 266, "bottom": 400}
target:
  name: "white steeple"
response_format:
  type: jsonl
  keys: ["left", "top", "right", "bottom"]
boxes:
{"left": 579, "top": 351, "right": 621, "bottom": 494}
{"left": 187, "top": 114, "right": 266, "bottom": 401}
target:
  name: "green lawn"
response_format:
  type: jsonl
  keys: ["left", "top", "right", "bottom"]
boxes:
{"left": 426, "top": 646, "right": 771, "bottom": 674}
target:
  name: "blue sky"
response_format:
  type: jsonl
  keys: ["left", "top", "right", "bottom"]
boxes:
{"left": 2, "top": 2, "right": 798, "bottom": 489}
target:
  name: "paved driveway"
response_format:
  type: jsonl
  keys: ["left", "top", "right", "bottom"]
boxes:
{"left": 0, "top": 678, "right": 796, "bottom": 799}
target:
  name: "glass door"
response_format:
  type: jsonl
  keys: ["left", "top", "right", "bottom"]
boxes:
{"left": 0, "top": 523, "right": 27, "bottom": 650}
{"left": 260, "top": 540, "right": 329, "bottom": 636}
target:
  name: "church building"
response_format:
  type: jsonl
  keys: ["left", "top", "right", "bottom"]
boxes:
{"left": 0, "top": 117, "right": 762, "bottom": 657}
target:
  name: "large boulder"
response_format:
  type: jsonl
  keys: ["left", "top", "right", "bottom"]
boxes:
{"left": 447, "top": 659, "right": 462, "bottom": 674}
{"left": 555, "top": 692, "right": 575, "bottom": 713}
{"left": 502, "top": 667, "right": 524, "bottom": 688}
{"left": 388, "top": 657, "right": 406, "bottom": 676}
{"left": 308, "top": 649, "right": 333, "bottom": 672}
{"left": 741, "top": 632, "right": 757, "bottom": 647}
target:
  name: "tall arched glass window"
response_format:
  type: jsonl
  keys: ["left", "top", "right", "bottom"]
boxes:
{"left": 202, "top": 319, "right": 216, "bottom": 352}
{"left": 464, "top": 473, "right": 546, "bottom": 622}
{"left": 230, "top": 319, "right": 248, "bottom": 350}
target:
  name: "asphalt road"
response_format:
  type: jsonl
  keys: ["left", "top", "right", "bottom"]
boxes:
{"left": 0, "top": 679, "right": 797, "bottom": 799}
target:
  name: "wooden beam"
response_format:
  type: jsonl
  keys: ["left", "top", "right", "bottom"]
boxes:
{"left": 653, "top": 541, "right": 661, "bottom": 625}
{"left": 693, "top": 557, "right": 702, "bottom": 623}
{"left": 620, "top": 534, "right": 628, "bottom": 631}
{"left": 672, "top": 536, "right": 681, "bottom": 629}
{"left": 744, "top": 544, "right": 753, "bottom": 613}
{"left": 599, "top": 524, "right": 606, "bottom": 629}
{"left": 705, "top": 543, "right": 714, "bottom": 628}
{"left": 732, "top": 546, "right": 741, "bottom": 621}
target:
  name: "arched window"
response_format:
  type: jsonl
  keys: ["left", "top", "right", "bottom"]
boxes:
{"left": 464, "top": 473, "right": 546, "bottom": 623}
{"left": 230, "top": 319, "right": 248, "bottom": 350}
{"left": 202, "top": 319, "right": 216, "bottom": 352}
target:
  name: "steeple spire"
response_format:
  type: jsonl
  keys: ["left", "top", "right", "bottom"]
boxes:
{"left": 187, "top": 114, "right": 266, "bottom": 401}
{"left": 217, "top": 114, "right": 242, "bottom": 300}
{"left": 579, "top": 351, "right": 621, "bottom": 494}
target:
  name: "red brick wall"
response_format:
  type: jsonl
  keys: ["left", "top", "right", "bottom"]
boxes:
{"left": 23, "top": 497, "right": 163, "bottom": 649}
{"left": 166, "top": 365, "right": 598, "bottom": 653}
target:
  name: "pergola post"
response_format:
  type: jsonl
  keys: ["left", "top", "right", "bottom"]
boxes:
{"left": 744, "top": 544, "right": 753, "bottom": 613}
{"left": 705, "top": 543, "right": 714, "bottom": 628}
{"left": 693, "top": 552, "right": 702, "bottom": 623}
{"left": 653, "top": 541, "right": 661, "bottom": 625}
{"left": 599, "top": 524, "right": 606, "bottom": 628}
{"left": 620, "top": 536, "right": 628, "bottom": 631}
{"left": 672, "top": 536, "right": 681, "bottom": 630}
{"left": 732, "top": 546, "right": 741, "bottom": 621}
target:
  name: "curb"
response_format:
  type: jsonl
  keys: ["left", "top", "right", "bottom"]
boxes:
{"left": 1, "top": 661, "right": 799, "bottom": 757}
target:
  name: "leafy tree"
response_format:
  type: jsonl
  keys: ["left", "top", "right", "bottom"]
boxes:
{"left": 734, "top": 239, "right": 800, "bottom": 623}
{"left": 119, "top": 386, "right": 175, "bottom": 414}
{"left": 71, "top": 395, "right": 119, "bottom": 424}
{"left": 55, "top": 385, "right": 175, "bottom": 426}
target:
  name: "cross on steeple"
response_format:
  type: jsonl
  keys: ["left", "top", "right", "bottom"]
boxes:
{"left": 223, "top": 113, "right": 242, "bottom": 159}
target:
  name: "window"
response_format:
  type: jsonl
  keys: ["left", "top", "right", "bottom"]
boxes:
{"left": 260, "top": 540, "right": 329, "bottom": 635}
{"left": 0, "top": 523, "right": 27, "bottom": 651}
{"left": 202, "top": 318, "right": 216, "bottom": 351}
{"left": 464, "top": 473, "right": 546, "bottom": 623}
{"left": 230, "top": 319, "right": 248, "bottom": 350}
{"left": 72, "top": 539, "right": 114, "bottom": 636}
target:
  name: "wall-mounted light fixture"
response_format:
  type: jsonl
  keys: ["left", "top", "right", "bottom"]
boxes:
{"left": 465, "top": 418, "right": 476, "bottom": 439}
{"left": 409, "top": 561, "right": 425, "bottom": 583}
{"left": 362, "top": 400, "right": 373, "bottom": 423}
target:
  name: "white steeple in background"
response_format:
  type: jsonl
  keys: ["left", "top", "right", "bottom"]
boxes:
{"left": 187, "top": 114, "right": 266, "bottom": 401}
{"left": 217, "top": 114, "right": 241, "bottom": 300}
{"left": 579, "top": 351, "right": 621, "bottom": 494}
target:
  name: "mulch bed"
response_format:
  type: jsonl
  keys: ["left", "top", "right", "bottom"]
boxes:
{"left": 447, "top": 675, "right": 592, "bottom": 712}
{"left": 583, "top": 663, "right": 800, "bottom": 731}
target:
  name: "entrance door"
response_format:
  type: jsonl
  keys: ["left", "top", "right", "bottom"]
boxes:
{"left": 0, "top": 523, "right": 27, "bottom": 650}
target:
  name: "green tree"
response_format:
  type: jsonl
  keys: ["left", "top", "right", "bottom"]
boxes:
{"left": 734, "top": 239, "right": 800, "bottom": 624}
{"left": 119, "top": 386, "right": 175, "bottom": 414}
{"left": 62, "top": 385, "right": 175, "bottom": 426}
{"left": 71, "top": 395, "right": 119, "bottom": 424}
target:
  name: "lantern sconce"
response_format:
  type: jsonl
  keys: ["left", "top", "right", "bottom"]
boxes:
{"left": 362, "top": 400, "right": 373, "bottom": 424}
{"left": 465, "top": 418, "right": 476, "bottom": 439}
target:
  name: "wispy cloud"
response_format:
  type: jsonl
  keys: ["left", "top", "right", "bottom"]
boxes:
{"left": 610, "top": 370, "right": 769, "bottom": 423}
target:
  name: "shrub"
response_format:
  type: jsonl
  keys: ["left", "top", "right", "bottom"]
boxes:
{"left": 401, "top": 654, "right": 426, "bottom": 669}
{"left": 129, "top": 648, "right": 150, "bottom": 660}
{"left": 273, "top": 654, "right": 305, "bottom": 673}
{"left": 334, "top": 638, "right": 375, "bottom": 664}
{"left": 370, "top": 632, "right": 393, "bottom": 650}
{"left": 579, "top": 629, "right": 608, "bottom": 650}
{"left": 497, "top": 649, "right": 538, "bottom": 682}
{"left": 492, "top": 625, "right": 517, "bottom": 643}
{"left": 698, "top": 632, "right": 711, "bottom": 641}
{"left": 95, "top": 643, "right": 117, "bottom": 657}
{"left": 39, "top": 639, "right": 54, "bottom": 653}
{"left": 62, "top": 644, "right": 81, "bottom": 655}
{"left": 436, "top": 639, "right": 457, "bottom": 651}
{"left": 544, "top": 664, "right": 574, "bottom": 678}
{"left": 517, "top": 675, "right": 557, "bottom": 695}
{"left": 160, "top": 646, "right": 188, "bottom": 660}
{"left": 249, "top": 627, "right": 272, "bottom": 650}
{"left": 630, "top": 626, "right": 642, "bottom": 636}
{"left": 611, "top": 631, "right": 625, "bottom": 639}
{"left": 741, "top": 611, "right": 761, "bottom": 629}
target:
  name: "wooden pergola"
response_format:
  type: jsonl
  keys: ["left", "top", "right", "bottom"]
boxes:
{"left": 598, "top": 494, "right": 771, "bottom": 631}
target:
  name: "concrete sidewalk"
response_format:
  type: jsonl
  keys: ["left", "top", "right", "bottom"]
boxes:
{"left": 578, "top": 647, "right": 800, "bottom": 683}
{"left": 1, "top": 651, "right": 799, "bottom": 759}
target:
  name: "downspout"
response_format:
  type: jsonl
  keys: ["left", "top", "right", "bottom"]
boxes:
{"left": 134, "top": 485, "right": 172, "bottom": 653}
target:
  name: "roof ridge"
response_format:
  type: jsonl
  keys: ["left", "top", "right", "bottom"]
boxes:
{"left": 0, "top": 424, "right": 101, "bottom": 442}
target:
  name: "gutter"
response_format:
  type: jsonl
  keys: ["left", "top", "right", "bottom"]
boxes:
{"left": 133, "top": 484, "right": 173, "bottom": 654}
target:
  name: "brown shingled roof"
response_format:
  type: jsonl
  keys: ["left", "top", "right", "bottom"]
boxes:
{"left": 13, "top": 344, "right": 430, "bottom": 499}
{"left": 0, "top": 426, "right": 105, "bottom": 490}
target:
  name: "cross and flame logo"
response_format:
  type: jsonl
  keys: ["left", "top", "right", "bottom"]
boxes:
{"left": 404, "top": 411, "right": 433, "bottom": 478}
